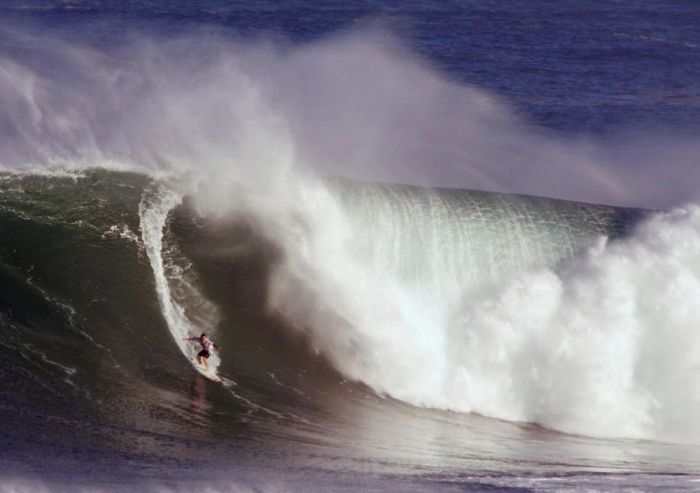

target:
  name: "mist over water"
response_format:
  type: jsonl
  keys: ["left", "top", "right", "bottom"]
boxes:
{"left": 1, "top": 23, "right": 699, "bottom": 207}
{"left": 1, "top": 14, "right": 700, "bottom": 461}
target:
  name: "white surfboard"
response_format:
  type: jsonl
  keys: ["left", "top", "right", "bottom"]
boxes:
{"left": 193, "top": 359, "right": 222, "bottom": 383}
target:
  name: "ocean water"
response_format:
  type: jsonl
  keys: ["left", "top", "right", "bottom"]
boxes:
{"left": 1, "top": 2, "right": 700, "bottom": 492}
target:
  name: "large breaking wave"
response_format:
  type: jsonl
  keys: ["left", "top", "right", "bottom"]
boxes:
{"left": 1, "top": 23, "right": 700, "bottom": 448}
{"left": 3, "top": 169, "right": 700, "bottom": 446}
{"left": 239, "top": 175, "right": 700, "bottom": 443}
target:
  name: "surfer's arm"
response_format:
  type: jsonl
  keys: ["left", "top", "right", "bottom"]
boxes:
{"left": 214, "top": 343, "right": 222, "bottom": 351}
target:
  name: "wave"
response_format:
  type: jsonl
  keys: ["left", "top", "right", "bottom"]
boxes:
{"left": 1, "top": 24, "right": 699, "bottom": 450}
{"left": 246, "top": 174, "right": 700, "bottom": 444}
{"left": 3, "top": 168, "right": 700, "bottom": 447}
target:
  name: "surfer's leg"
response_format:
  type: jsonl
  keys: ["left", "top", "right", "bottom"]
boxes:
{"left": 197, "top": 349, "right": 210, "bottom": 370}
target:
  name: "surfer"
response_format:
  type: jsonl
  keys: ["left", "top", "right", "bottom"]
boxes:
{"left": 184, "top": 333, "right": 221, "bottom": 371}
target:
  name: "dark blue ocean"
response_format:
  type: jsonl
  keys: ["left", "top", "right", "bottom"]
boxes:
{"left": 1, "top": 1, "right": 700, "bottom": 492}
{"left": 5, "top": 1, "right": 700, "bottom": 133}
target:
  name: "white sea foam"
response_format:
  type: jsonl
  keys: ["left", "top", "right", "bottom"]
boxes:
{"left": 101, "top": 223, "right": 141, "bottom": 245}
{"left": 410, "top": 206, "right": 700, "bottom": 442}
{"left": 261, "top": 176, "right": 700, "bottom": 443}
{"left": 138, "top": 182, "right": 221, "bottom": 374}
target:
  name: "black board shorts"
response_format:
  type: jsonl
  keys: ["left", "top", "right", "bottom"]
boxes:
{"left": 197, "top": 349, "right": 211, "bottom": 359}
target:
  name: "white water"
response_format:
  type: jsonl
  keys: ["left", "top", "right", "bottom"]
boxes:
{"left": 261, "top": 181, "right": 700, "bottom": 444}
{"left": 138, "top": 182, "right": 221, "bottom": 374}
{"left": 436, "top": 206, "right": 700, "bottom": 442}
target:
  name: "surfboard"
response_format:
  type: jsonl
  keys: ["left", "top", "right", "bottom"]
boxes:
{"left": 193, "top": 359, "right": 222, "bottom": 383}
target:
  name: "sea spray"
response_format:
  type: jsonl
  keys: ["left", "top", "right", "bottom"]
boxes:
{"left": 2, "top": 25, "right": 700, "bottom": 208}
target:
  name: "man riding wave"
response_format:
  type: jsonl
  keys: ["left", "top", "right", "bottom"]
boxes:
{"left": 184, "top": 333, "right": 222, "bottom": 371}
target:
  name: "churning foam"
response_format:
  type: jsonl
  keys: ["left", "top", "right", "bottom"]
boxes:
{"left": 265, "top": 191, "right": 700, "bottom": 443}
